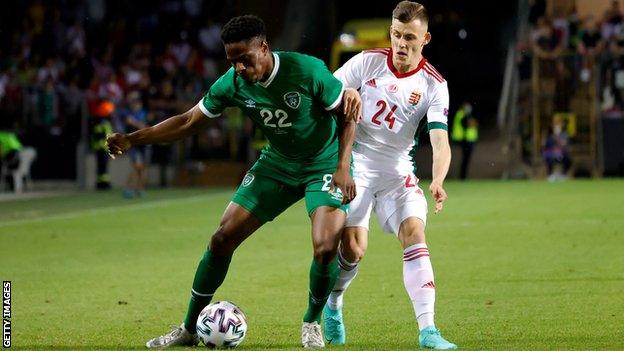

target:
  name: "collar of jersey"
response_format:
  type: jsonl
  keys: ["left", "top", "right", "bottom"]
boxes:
{"left": 258, "top": 52, "right": 280, "bottom": 88}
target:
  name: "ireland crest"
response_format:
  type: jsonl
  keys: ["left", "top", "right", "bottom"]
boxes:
{"left": 242, "top": 173, "right": 255, "bottom": 187}
{"left": 283, "top": 91, "right": 301, "bottom": 109}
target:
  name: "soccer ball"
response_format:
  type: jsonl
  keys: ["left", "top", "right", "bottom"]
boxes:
{"left": 196, "top": 301, "right": 248, "bottom": 348}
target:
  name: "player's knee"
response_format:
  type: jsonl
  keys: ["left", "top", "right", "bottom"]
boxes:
{"left": 400, "top": 229, "right": 426, "bottom": 247}
{"left": 209, "top": 227, "right": 236, "bottom": 255}
{"left": 342, "top": 240, "right": 366, "bottom": 263}
{"left": 313, "top": 244, "right": 338, "bottom": 264}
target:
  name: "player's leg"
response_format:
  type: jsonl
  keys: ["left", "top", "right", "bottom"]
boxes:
{"left": 328, "top": 184, "right": 374, "bottom": 307}
{"left": 322, "top": 184, "right": 373, "bottom": 345}
{"left": 300, "top": 172, "right": 351, "bottom": 348}
{"left": 146, "top": 170, "right": 299, "bottom": 348}
{"left": 397, "top": 217, "right": 455, "bottom": 350}
{"left": 322, "top": 225, "right": 367, "bottom": 345}
{"left": 182, "top": 202, "right": 263, "bottom": 333}
{"left": 145, "top": 203, "right": 262, "bottom": 349}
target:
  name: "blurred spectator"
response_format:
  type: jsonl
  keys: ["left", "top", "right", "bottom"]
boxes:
{"left": 543, "top": 119, "right": 572, "bottom": 181}
{"left": 90, "top": 100, "right": 114, "bottom": 189}
{"left": 38, "top": 78, "right": 59, "bottom": 129}
{"left": 532, "top": 17, "right": 565, "bottom": 61}
{"left": 0, "top": 130, "right": 23, "bottom": 185}
{"left": 123, "top": 91, "right": 150, "bottom": 198}
{"left": 607, "top": 27, "right": 624, "bottom": 108}
{"left": 576, "top": 16, "right": 604, "bottom": 83}
{"left": 451, "top": 102, "right": 478, "bottom": 180}
{"left": 149, "top": 80, "right": 179, "bottom": 187}
{"left": 601, "top": 0, "right": 624, "bottom": 40}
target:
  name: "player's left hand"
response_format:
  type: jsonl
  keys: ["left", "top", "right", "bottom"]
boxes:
{"left": 429, "top": 181, "right": 447, "bottom": 214}
{"left": 342, "top": 88, "right": 362, "bottom": 122}
{"left": 331, "top": 168, "right": 356, "bottom": 204}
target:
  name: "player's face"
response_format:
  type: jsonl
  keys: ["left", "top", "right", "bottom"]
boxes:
{"left": 224, "top": 39, "right": 269, "bottom": 83}
{"left": 390, "top": 18, "right": 430, "bottom": 68}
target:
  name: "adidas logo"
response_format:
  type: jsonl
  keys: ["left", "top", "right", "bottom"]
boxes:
{"left": 365, "top": 79, "right": 377, "bottom": 88}
{"left": 245, "top": 99, "right": 256, "bottom": 108}
{"left": 421, "top": 281, "right": 436, "bottom": 289}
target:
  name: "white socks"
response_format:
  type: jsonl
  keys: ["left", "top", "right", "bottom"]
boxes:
{"left": 403, "top": 243, "right": 436, "bottom": 330}
{"left": 326, "top": 249, "right": 358, "bottom": 310}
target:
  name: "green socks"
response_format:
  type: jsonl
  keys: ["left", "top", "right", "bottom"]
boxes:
{"left": 303, "top": 258, "right": 339, "bottom": 323}
{"left": 183, "top": 249, "right": 232, "bottom": 333}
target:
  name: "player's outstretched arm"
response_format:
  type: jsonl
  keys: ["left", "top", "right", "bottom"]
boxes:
{"left": 107, "top": 105, "right": 209, "bottom": 158}
{"left": 429, "top": 129, "right": 451, "bottom": 213}
{"left": 331, "top": 95, "right": 358, "bottom": 204}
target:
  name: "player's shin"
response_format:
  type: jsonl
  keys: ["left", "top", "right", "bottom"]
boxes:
{"left": 402, "top": 243, "right": 436, "bottom": 330}
{"left": 183, "top": 249, "right": 232, "bottom": 333}
{"left": 303, "top": 258, "right": 339, "bottom": 323}
{"left": 326, "top": 248, "right": 358, "bottom": 310}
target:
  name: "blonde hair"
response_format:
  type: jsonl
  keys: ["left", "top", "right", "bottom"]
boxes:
{"left": 392, "top": 1, "right": 428, "bottom": 24}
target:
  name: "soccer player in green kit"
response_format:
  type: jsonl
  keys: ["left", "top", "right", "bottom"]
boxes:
{"left": 107, "top": 15, "right": 362, "bottom": 349}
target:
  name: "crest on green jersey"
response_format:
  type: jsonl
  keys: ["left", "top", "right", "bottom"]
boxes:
{"left": 283, "top": 91, "right": 301, "bottom": 109}
{"left": 242, "top": 173, "right": 255, "bottom": 187}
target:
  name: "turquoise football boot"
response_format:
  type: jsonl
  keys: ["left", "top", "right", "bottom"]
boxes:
{"left": 323, "top": 304, "right": 346, "bottom": 345}
{"left": 419, "top": 326, "right": 457, "bottom": 349}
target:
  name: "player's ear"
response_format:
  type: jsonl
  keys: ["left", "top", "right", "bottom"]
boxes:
{"left": 260, "top": 40, "right": 269, "bottom": 54}
{"left": 423, "top": 32, "right": 431, "bottom": 47}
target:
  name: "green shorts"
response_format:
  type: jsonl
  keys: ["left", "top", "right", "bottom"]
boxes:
{"left": 232, "top": 153, "right": 349, "bottom": 224}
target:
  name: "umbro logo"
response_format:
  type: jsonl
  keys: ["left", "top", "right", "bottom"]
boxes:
{"left": 245, "top": 99, "right": 256, "bottom": 108}
{"left": 365, "top": 79, "right": 377, "bottom": 88}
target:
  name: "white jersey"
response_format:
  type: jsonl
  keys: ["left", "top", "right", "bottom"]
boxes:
{"left": 334, "top": 48, "right": 449, "bottom": 175}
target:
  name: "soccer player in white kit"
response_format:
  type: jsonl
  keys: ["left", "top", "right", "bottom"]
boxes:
{"left": 323, "top": 1, "right": 457, "bottom": 349}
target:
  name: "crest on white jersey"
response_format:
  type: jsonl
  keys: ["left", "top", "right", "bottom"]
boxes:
{"left": 283, "top": 91, "right": 301, "bottom": 109}
{"left": 409, "top": 91, "right": 422, "bottom": 105}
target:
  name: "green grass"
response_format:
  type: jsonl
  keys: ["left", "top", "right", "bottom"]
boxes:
{"left": 1, "top": 180, "right": 623, "bottom": 350}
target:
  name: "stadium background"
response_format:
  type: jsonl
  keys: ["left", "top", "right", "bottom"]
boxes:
{"left": 1, "top": 1, "right": 623, "bottom": 350}
{"left": 0, "top": 0, "right": 534, "bottom": 189}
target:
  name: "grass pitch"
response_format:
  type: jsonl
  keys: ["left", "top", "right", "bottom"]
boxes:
{"left": 1, "top": 180, "right": 623, "bottom": 350}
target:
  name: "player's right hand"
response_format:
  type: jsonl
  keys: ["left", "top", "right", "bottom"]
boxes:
{"left": 330, "top": 169, "right": 356, "bottom": 205}
{"left": 429, "top": 181, "right": 447, "bottom": 214}
{"left": 106, "top": 133, "right": 131, "bottom": 159}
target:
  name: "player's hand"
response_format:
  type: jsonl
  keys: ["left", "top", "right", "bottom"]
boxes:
{"left": 331, "top": 168, "right": 356, "bottom": 204}
{"left": 106, "top": 133, "right": 131, "bottom": 159}
{"left": 342, "top": 88, "right": 362, "bottom": 123}
{"left": 429, "top": 181, "right": 447, "bottom": 214}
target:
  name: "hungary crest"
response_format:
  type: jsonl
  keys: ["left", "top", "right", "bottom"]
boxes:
{"left": 283, "top": 91, "right": 301, "bottom": 109}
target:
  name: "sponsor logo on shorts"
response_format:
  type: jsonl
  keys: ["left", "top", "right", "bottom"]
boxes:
{"left": 283, "top": 91, "right": 301, "bottom": 109}
{"left": 329, "top": 188, "right": 343, "bottom": 201}
{"left": 242, "top": 173, "right": 255, "bottom": 187}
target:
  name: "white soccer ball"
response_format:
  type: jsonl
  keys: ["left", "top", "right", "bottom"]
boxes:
{"left": 196, "top": 301, "right": 248, "bottom": 348}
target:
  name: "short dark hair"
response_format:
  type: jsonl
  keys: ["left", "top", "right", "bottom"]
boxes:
{"left": 221, "top": 15, "right": 266, "bottom": 44}
{"left": 392, "top": 1, "right": 428, "bottom": 24}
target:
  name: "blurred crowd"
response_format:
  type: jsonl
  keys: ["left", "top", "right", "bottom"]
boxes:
{"left": 518, "top": 0, "right": 624, "bottom": 114}
{"left": 0, "top": 0, "right": 256, "bottom": 182}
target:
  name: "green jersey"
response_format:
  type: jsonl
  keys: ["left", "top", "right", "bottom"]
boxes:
{"left": 199, "top": 51, "right": 344, "bottom": 161}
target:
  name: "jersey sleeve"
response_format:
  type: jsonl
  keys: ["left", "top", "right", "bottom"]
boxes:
{"left": 309, "top": 57, "right": 344, "bottom": 111}
{"left": 196, "top": 70, "right": 234, "bottom": 118}
{"left": 333, "top": 52, "right": 364, "bottom": 89}
{"left": 427, "top": 81, "right": 449, "bottom": 131}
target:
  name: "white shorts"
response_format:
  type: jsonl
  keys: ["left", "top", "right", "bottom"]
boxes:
{"left": 346, "top": 170, "right": 428, "bottom": 235}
